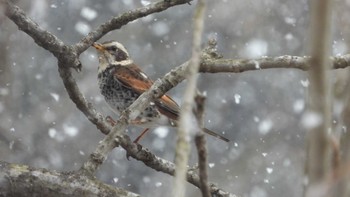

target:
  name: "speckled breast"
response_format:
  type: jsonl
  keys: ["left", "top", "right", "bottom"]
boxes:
{"left": 97, "top": 65, "right": 161, "bottom": 125}
{"left": 98, "top": 66, "right": 139, "bottom": 113}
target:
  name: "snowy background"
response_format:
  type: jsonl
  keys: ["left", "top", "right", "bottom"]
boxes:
{"left": 1, "top": 0, "right": 349, "bottom": 196}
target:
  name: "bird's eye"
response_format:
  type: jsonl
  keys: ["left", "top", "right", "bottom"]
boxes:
{"left": 109, "top": 46, "right": 118, "bottom": 51}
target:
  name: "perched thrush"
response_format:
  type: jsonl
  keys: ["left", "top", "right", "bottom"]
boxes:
{"left": 92, "top": 41, "right": 229, "bottom": 143}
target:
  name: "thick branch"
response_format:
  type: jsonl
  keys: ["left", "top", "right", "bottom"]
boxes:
{"left": 0, "top": 161, "right": 140, "bottom": 197}
{"left": 200, "top": 54, "right": 350, "bottom": 73}
{"left": 2, "top": 0, "right": 65, "bottom": 55}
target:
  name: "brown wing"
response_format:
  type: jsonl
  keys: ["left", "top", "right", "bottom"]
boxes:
{"left": 114, "top": 63, "right": 180, "bottom": 120}
{"left": 114, "top": 64, "right": 229, "bottom": 142}
{"left": 156, "top": 95, "right": 180, "bottom": 120}
{"left": 114, "top": 64, "right": 153, "bottom": 92}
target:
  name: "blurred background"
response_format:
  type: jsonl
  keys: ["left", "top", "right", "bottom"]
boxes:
{"left": 1, "top": 0, "right": 349, "bottom": 196}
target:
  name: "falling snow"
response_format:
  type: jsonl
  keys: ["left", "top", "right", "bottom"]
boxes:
{"left": 284, "top": 17, "right": 296, "bottom": 26}
{"left": 153, "top": 126, "right": 169, "bottom": 138}
{"left": 293, "top": 99, "right": 305, "bottom": 113}
{"left": 75, "top": 21, "right": 91, "bottom": 35}
{"left": 258, "top": 119, "right": 273, "bottom": 135}
{"left": 266, "top": 167, "right": 273, "bottom": 174}
{"left": 80, "top": 7, "right": 97, "bottom": 21}
{"left": 9, "top": 141, "right": 14, "bottom": 150}
{"left": 284, "top": 33, "right": 294, "bottom": 40}
{"left": 253, "top": 60, "right": 260, "bottom": 69}
{"left": 242, "top": 39, "right": 268, "bottom": 58}
{"left": 50, "top": 93, "right": 60, "bottom": 102}
{"left": 48, "top": 128, "right": 57, "bottom": 138}
{"left": 300, "top": 79, "right": 309, "bottom": 87}
{"left": 301, "top": 111, "right": 322, "bottom": 129}
{"left": 140, "top": 0, "right": 151, "bottom": 6}
{"left": 155, "top": 182, "right": 162, "bottom": 187}
{"left": 234, "top": 93, "right": 241, "bottom": 104}
{"left": 143, "top": 176, "right": 151, "bottom": 183}
{"left": 63, "top": 124, "right": 79, "bottom": 137}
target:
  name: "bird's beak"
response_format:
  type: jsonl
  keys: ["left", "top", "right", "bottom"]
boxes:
{"left": 92, "top": 42, "right": 105, "bottom": 51}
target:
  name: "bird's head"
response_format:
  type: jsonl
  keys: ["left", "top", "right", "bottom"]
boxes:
{"left": 92, "top": 41, "right": 133, "bottom": 73}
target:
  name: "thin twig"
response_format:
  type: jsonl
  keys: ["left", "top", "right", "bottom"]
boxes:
{"left": 172, "top": 0, "right": 206, "bottom": 196}
{"left": 304, "top": 0, "right": 333, "bottom": 196}
{"left": 194, "top": 94, "right": 211, "bottom": 197}
{"left": 74, "top": 0, "right": 192, "bottom": 54}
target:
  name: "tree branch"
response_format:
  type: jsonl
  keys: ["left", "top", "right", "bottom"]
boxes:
{"left": 116, "top": 134, "right": 230, "bottom": 196}
{"left": 173, "top": 0, "right": 206, "bottom": 196}
{"left": 1, "top": 0, "right": 65, "bottom": 55}
{"left": 74, "top": 0, "right": 192, "bottom": 54}
{"left": 0, "top": 161, "right": 140, "bottom": 197}
{"left": 304, "top": 0, "right": 333, "bottom": 196}
{"left": 200, "top": 54, "right": 350, "bottom": 73}
{"left": 194, "top": 94, "right": 211, "bottom": 197}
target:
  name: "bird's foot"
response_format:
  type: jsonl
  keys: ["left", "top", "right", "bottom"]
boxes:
{"left": 105, "top": 116, "right": 116, "bottom": 126}
{"left": 126, "top": 142, "right": 143, "bottom": 160}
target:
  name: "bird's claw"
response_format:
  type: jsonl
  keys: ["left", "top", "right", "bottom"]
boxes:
{"left": 105, "top": 116, "right": 116, "bottom": 126}
{"left": 126, "top": 142, "right": 143, "bottom": 160}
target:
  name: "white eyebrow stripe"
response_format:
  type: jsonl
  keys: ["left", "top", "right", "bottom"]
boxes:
{"left": 104, "top": 41, "right": 129, "bottom": 56}
{"left": 111, "top": 59, "right": 133, "bottom": 66}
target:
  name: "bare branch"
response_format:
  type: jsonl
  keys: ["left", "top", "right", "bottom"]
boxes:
{"left": 0, "top": 161, "right": 140, "bottom": 197}
{"left": 200, "top": 54, "right": 350, "bottom": 73}
{"left": 1, "top": 0, "right": 65, "bottom": 55}
{"left": 74, "top": 0, "right": 192, "bottom": 54}
{"left": 304, "top": 0, "right": 333, "bottom": 196}
{"left": 173, "top": 0, "right": 206, "bottom": 196}
{"left": 116, "top": 134, "right": 230, "bottom": 197}
{"left": 194, "top": 94, "right": 211, "bottom": 197}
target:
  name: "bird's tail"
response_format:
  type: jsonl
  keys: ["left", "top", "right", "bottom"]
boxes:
{"left": 203, "top": 128, "right": 230, "bottom": 142}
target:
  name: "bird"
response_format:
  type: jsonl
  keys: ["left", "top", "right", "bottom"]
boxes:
{"left": 92, "top": 40, "right": 229, "bottom": 143}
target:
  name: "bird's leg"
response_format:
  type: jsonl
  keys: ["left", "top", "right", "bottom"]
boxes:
{"left": 133, "top": 128, "right": 150, "bottom": 143}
